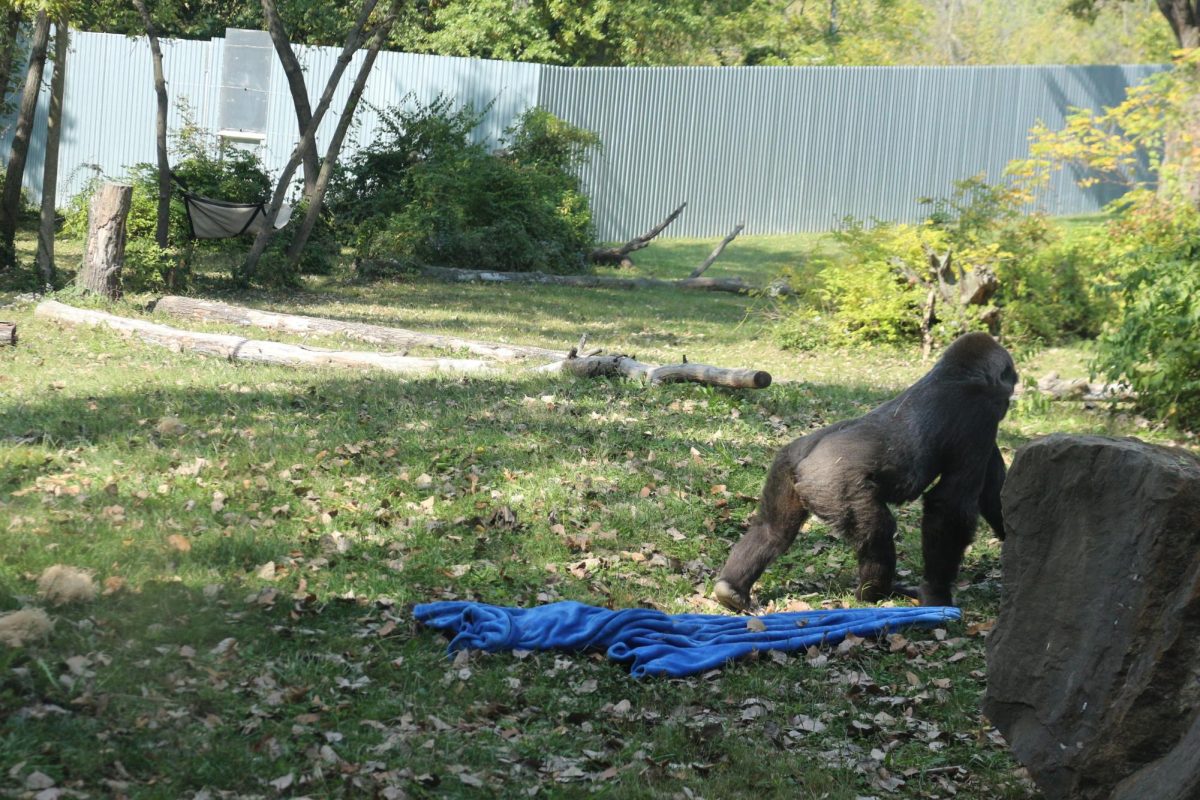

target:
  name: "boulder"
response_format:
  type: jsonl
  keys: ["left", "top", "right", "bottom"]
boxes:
{"left": 984, "top": 434, "right": 1200, "bottom": 800}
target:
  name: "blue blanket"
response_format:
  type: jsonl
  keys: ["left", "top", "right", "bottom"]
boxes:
{"left": 413, "top": 600, "right": 961, "bottom": 678}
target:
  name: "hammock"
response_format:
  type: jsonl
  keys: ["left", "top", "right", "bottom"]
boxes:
{"left": 171, "top": 173, "right": 293, "bottom": 239}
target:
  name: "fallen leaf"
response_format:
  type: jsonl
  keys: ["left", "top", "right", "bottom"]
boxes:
{"left": 210, "top": 637, "right": 237, "bottom": 656}
{"left": 269, "top": 773, "right": 294, "bottom": 791}
{"left": 25, "top": 772, "right": 55, "bottom": 790}
{"left": 154, "top": 417, "right": 187, "bottom": 436}
{"left": 166, "top": 534, "right": 191, "bottom": 553}
{"left": 746, "top": 617, "right": 767, "bottom": 632}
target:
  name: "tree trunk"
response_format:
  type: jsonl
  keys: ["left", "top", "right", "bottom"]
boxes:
{"left": 152, "top": 295, "right": 567, "bottom": 360}
{"left": 0, "top": 7, "right": 25, "bottom": 118}
{"left": 1156, "top": 1, "right": 1200, "bottom": 202}
{"left": 0, "top": 9, "right": 50, "bottom": 271}
{"left": 132, "top": 0, "right": 171, "bottom": 260}
{"left": 389, "top": 262, "right": 792, "bottom": 296}
{"left": 287, "top": 0, "right": 399, "bottom": 269}
{"left": 1155, "top": 0, "right": 1200, "bottom": 49}
{"left": 240, "top": 0, "right": 380, "bottom": 284}
{"left": 260, "top": 0, "right": 320, "bottom": 196}
{"left": 0, "top": 321, "right": 15, "bottom": 346}
{"left": 79, "top": 183, "right": 132, "bottom": 299}
{"left": 539, "top": 352, "right": 772, "bottom": 389}
{"left": 34, "top": 300, "right": 497, "bottom": 376}
{"left": 35, "top": 17, "right": 67, "bottom": 288}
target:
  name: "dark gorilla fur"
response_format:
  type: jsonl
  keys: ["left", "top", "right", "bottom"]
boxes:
{"left": 715, "top": 332, "right": 1017, "bottom": 611}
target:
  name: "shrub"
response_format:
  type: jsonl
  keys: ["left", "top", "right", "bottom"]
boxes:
{"left": 1092, "top": 193, "right": 1200, "bottom": 425}
{"left": 776, "top": 174, "right": 1109, "bottom": 352}
{"left": 63, "top": 117, "right": 275, "bottom": 291}
{"left": 328, "top": 97, "right": 599, "bottom": 273}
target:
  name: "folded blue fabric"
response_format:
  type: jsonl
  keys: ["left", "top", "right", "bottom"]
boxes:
{"left": 413, "top": 600, "right": 961, "bottom": 678}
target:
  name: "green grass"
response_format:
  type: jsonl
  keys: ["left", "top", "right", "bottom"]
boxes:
{"left": 0, "top": 225, "right": 1180, "bottom": 799}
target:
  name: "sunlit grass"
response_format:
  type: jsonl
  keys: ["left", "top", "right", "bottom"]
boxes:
{"left": 0, "top": 220, "right": 1169, "bottom": 799}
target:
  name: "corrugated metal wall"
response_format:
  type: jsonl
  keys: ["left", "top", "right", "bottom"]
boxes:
{"left": 538, "top": 64, "right": 1162, "bottom": 238}
{"left": 1, "top": 28, "right": 1165, "bottom": 239}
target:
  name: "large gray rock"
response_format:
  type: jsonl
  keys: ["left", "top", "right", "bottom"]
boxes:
{"left": 984, "top": 434, "right": 1200, "bottom": 800}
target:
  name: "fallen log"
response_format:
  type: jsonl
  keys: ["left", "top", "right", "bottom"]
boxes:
{"left": 33, "top": 301, "right": 497, "bottom": 376}
{"left": 540, "top": 351, "right": 771, "bottom": 389}
{"left": 0, "top": 321, "right": 15, "bottom": 346}
{"left": 152, "top": 295, "right": 566, "bottom": 361}
{"left": 590, "top": 203, "right": 686, "bottom": 267}
{"left": 387, "top": 263, "right": 789, "bottom": 296}
{"left": 688, "top": 223, "right": 744, "bottom": 279}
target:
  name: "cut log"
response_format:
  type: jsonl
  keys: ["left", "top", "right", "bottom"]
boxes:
{"left": 0, "top": 321, "right": 15, "bottom": 346}
{"left": 688, "top": 222, "right": 744, "bottom": 279}
{"left": 79, "top": 182, "right": 132, "bottom": 299}
{"left": 387, "top": 263, "right": 790, "bottom": 296}
{"left": 541, "top": 352, "right": 771, "bottom": 389}
{"left": 34, "top": 301, "right": 496, "bottom": 376}
{"left": 590, "top": 203, "right": 686, "bottom": 267}
{"left": 153, "top": 295, "right": 566, "bottom": 361}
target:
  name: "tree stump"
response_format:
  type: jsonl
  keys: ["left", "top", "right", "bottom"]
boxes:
{"left": 0, "top": 321, "right": 15, "bottom": 346}
{"left": 78, "top": 182, "right": 132, "bottom": 299}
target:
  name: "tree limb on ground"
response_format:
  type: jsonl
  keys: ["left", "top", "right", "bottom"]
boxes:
{"left": 539, "top": 348, "right": 772, "bottom": 389}
{"left": 589, "top": 203, "right": 686, "bottom": 267}
{"left": 152, "top": 295, "right": 566, "bottom": 361}
{"left": 36, "top": 302, "right": 771, "bottom": 390}
{"left": 34, "top": 301, "right": 497, "bottom": 376}
{"left": 688, "top": 222, "right": 744, "bottom": 279}
{"left": 381, "top": 263, "right": 790, "bottom": 296}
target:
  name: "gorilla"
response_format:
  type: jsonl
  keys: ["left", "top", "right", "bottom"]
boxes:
{"left": 714, "top": 332, "right": 1017, "bottom": 611}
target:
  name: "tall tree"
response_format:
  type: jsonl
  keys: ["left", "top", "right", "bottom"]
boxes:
{"left": 239, "top": 0, "right": 381, "bottom": 283}
{"left": 286, "top": 0, "right": 400, "bottom": 268}
{"left": 1069, "top": 0, "right": 1200, "bottom": 201}
{"left": 260, "top": 0, "right": 321, "bottom": 196}
{"left": 0, "top": 8, "right": 50, "bottom": 270}
{"left": 131, "top": 0, "right": 171, "bottom": 261}
{"left": 1068, "top": 0, "right": 1197, "bottom": 50}
{"left": 0, "top": 5, "right": 25, "bottom": 118}
{"left": 35, "top": 14, "right": 66, "bottom": 286}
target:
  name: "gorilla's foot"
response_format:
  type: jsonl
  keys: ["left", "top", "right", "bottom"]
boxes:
{"left": 918, "top": 582, "right": 954, "bottom": 607}
{"left": 714, "top": 579, "right": 751, "bottom": 613}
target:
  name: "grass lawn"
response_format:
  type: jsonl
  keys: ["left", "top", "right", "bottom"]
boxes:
{"left": 0, "top": 227, "right": 1181, "bottom": 799}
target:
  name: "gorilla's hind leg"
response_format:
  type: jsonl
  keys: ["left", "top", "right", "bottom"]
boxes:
{"left": 845, "top": 498, "right": 901, "bottom": 603}
{"left": 715, "top": 453, "right": 809, "bottom": 612}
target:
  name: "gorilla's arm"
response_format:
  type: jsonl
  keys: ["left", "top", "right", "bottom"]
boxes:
{"left": 979, "top": 444, "right": 1006, "bottom": 539}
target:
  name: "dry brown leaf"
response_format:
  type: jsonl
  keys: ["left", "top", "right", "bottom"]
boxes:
{"left": 746, "top": 617, "right": 767, "bottom": 632}
{"left": 166, "top": 534, "right": 191, "bottom": 553}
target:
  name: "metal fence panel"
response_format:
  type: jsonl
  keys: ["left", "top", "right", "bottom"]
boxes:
{"left": 539, "top": 63, "right": 1164, "bottom": 239}
{"left": 0, "top": 28, "right": 1165, "bottom": 240}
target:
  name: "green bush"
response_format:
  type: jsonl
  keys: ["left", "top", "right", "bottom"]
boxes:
{"left": 813, "top": 220, "right": 925, "bottom": 345}
{"left": 63, "top": 119, "right": 276, "bottom": 291}
{"left": 997, "top": 222, "right": 1115, "bottom": 344}
{"left": 328, "top": 98, "right": 599, "bottom": 273}
{"left": 1093, "top": 193, "right": 1200, "bottom": 425}
{"left": 776, "top": 175, "right": 1108, "bottom": 351}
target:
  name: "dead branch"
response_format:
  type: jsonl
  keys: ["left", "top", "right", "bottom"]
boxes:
{"left": 688, "top": 222, "right": 744, "bottom": 279}
{"left": 540, "top": 350, "right": 771, "bottom": 390}
{"left": 589, "top": 202, "right": 686, "bottom": 267}
{"left": 389, "top": 263, "right": 788, "bottom": 296}
{"left": 152, "top": 295, "right": 566, "bottom": 361}
{"left": 34, "top": 301, "right": 497, "bottom": 376}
